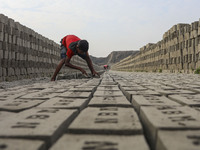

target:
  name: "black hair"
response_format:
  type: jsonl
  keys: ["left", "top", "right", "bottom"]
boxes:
{"left": 78, "top": 40, "right": 89, "bottom": 52}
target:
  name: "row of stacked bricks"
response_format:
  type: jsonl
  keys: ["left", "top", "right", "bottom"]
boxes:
{"left": 0, "top": 14, "right": 60, "bottom": 81}
{"left": 111, "top": 53, "right": 141, "bottom": 72}
{"left": 162, "top": 21, "right": 200, "bottom": 73}
{"left": 112, "top": 19, "right": 200, "bottom": 73}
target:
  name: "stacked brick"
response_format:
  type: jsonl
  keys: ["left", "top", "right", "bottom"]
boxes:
{"left": 112, "top": 19, "right": 200, "bottom": 73}
{"left": 0, "top": 14, "right": 100, "bottom": 81}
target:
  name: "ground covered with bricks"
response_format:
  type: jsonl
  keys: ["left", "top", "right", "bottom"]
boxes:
{"left": 0, "top": 71, "right": 200, "bottom": 150}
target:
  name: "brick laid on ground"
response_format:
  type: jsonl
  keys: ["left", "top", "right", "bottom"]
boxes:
{"left": 68, "top": 87, "right": 96, "bottom": 92}
{"left": 59, "top": 91, "right": 93, "bottom": 99}
{"left": 117, "top": 81, "right": 141, "bottom": 87}
{"left": 144, "top": 85, "right": 176, "bottom": 90}
{"left": 68, "top": 107, "right": 143, "bottom": 135}
{"left": 0, "top": 99, "right": 45, "bottom": 112}
{"left": 96, "top": 85, "right": 120, "bottom": 91}
{"left": 169, "top": 94, "right": 200, "bottom": 106}
{"left": 46, "top": 88, "right": 70, "bottom": 93}
{"left": 120, "top": 86, "right": 147, "bottom": 92}
{"left": 156, "top": 89, "right": 196, "bottom": 96}
{"left": 169, "top": 83, "right": 200, "bottom": 91}
{"left": 156, "top": 130, "right": 200, "bottom": 150}
{"left": 140, "top": 105, "right": 200, "bottom": 149}
{"left": 193, "top": 107, "right": 200, "bottom": 112}
{"left": 0, "top": 91, "right": 29, "bottom": 100}
{"left": 37, "top": 97, "right": 88, "bottom": 111}
{"left": 0, "top": 108, "right": 78, "bottom": 147}
{"left": 79, "top": 79, "right": 101, "bottom": 87}
{"left": 50, "top": 134, "right": 149, "bottom": 150}
{"left": 122, "top": 90, "right": 161, "bottom": 102}
{"left": 20, "top": 89, "right": 59, "bottom": 100}
{"left": 100, "top": 81, "right": 117, "bottom": 85}
{"left": 0, "top": 111, "right": 16, "bottom": 121}
{"left": 93, "top": 90, "right": 124, "bottom": 97}
{"left": 88, "top": 96, "right": 132, "bottom": 107}
{"left": 131, "top": 95, "right": 181, "bottom": 114}
{"left": 0, "top": 138, "right": 46, "bottom": 150}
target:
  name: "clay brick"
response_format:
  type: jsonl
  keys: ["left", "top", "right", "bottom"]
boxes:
{"left": 0, "top": 138, "right": 46, "bottom": 150}
{"left": 51, "top": 134, "right": 149, "bottom": 150}
{"left": 0, "top": 32, "right": 3, "bottom": 41}
{"left": 88, "top": 96, "right": 131, "bottom": 107}
{"left": 156, "top": 130, "right": 200, "bottom": 150}
{"left": 140, "top": 106, "right": 200, "bottom": 149}
{"left": 0, "top": 67, "right": 2, "bottom": 77}
{"left": 68, "top": 107, "right": 143, "bottom": 135}
{"left": 0, "top": 108, "right": 78, "bottom": 147}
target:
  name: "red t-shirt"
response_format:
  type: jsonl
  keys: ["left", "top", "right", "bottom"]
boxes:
{"left": 62, "top": 35, "right": 80, "bottom": 59}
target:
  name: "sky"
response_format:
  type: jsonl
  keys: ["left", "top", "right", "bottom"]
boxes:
{"left": 0, "top": 0, "right": 200, "bottom": 57}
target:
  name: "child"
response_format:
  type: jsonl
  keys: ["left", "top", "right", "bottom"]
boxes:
{"left": 51, "top": 35, "right": 99, "bottom": 81}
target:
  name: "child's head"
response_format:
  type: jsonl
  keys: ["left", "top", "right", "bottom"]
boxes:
{"left": 77, "top": 40, "right": 89, "bottom": 52}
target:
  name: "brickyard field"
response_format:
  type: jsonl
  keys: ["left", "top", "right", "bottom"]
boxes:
{"left": 0, "top": 71, "right": 200, "bottom": 150}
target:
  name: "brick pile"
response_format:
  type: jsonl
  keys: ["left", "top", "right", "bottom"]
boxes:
{"left": 112, "top": 20, "right": 200, "bottom": 73}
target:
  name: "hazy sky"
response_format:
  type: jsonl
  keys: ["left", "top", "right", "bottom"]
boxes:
{"left": 0, "top": 0, "right": 200, "bottom": 57}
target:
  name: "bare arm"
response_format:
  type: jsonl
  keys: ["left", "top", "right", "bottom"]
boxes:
{"left": 85, "top": 52, "right": 100, "bottom": 77}
{"left": 65, "top": 56, "right": 88, "bottom": 75}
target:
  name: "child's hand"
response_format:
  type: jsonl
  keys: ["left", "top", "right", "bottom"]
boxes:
{"left": 80, "top": 68, "right": 88, "bottom": 76}
{"left": 92, "top": 71, "right": 100, "bottom": 78}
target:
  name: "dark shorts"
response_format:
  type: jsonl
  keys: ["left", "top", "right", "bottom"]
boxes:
{"left": 60, "top": 45, "right": 67, "bottom": 59}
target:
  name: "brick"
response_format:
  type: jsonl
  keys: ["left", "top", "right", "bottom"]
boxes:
{"left": 100, "top": 81, "right": 117, "bottom": 85}
{"left": 140, "top": 106, "right": 200, "bottom": 149}
{"left": 171, "top": 83, "right": 200, "bottom": 90}
{"left": 0, "top": 32, "right": 3, "bottom": 41}
{"left": 20, "top": 89, "right": 59, "bottom": 100}
{"left": 81, "top": 79, "right": 101, "bottom": 86}
{"left": 123, "top": 90, "right": 161, "bottom": 102}
{"left": 0, "top": 41, "right": 2, "bottom": 50}
{"left": 0, "top": 138, "right": 45, "bottom": 150}
{"left": 7, "top": 67, "right": 14, "bottom": 76}
{"left": 156, "top": 130, "right": 200, "bottom": 150}
{"left": 0, "top": 90, "right": 29, "bottom": 100}
{"left": 15, "top": 68, "right": 20, "bottom": 76}
{"left": 97, "top": 85, "right": 120, "bottom": 91}
{"left": 0, "top": 111, "right": 15, "bottom": 121}
{"left": 132, "top": 95, "right": 181, "bottom": 113}
{"left": 144, "top": 85, "right": 175, "bottom": 90}
{"left": 156, "top": 89, "right": 196, "bottom": 96}
{"left": 1, "top": 59, "right": 8, "bottom": 68}
{"left": 68, "top": 87, "right": 96, "bottom": 93}
{"left": 2, "top": 67, "right": 7, "bottom": 76}
{"left": 59, "top": 91, "right": 92, "bottom": 99}
{"left": 68, "top": 107, "right": 143, "bottom": 135}
{"left": 88, "top": 96, "right": 131, "bottom": 107}
{"left": 0, "top": 108, "right": 78, "bottom": 147}
{"left": 120, "top": 86, "right": 147, "bottom": 92}
{"left": 0, "top": 22, "right": 3, "bottom": 32}
{"left": 4, "top": 33, "right": 8, "bottom": 42}
{"left": 117, "top": 81, "right": 140, "bottom": 87}
{"left": 3, "top": 50, "right": 8, "bottom": 59}
{"left": 0, "top": 98, "right": 45, "bottom": 112}
{"left": 169, "top": 94, "right": 200, "bottom": 106}
{"left": 51, "top": 134, "right": 149, "bottom": 150}
{"left": 45, "top": 88, "right": 69, "bottom": 93}
{"left": 37, "top": 97, "right": 88, "bottom": 111}
{"left": 93, "top": 90, "right": 124, "bottom": 97}
{"left": 0, "top": 67, "right": 2, "bottom": 77}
